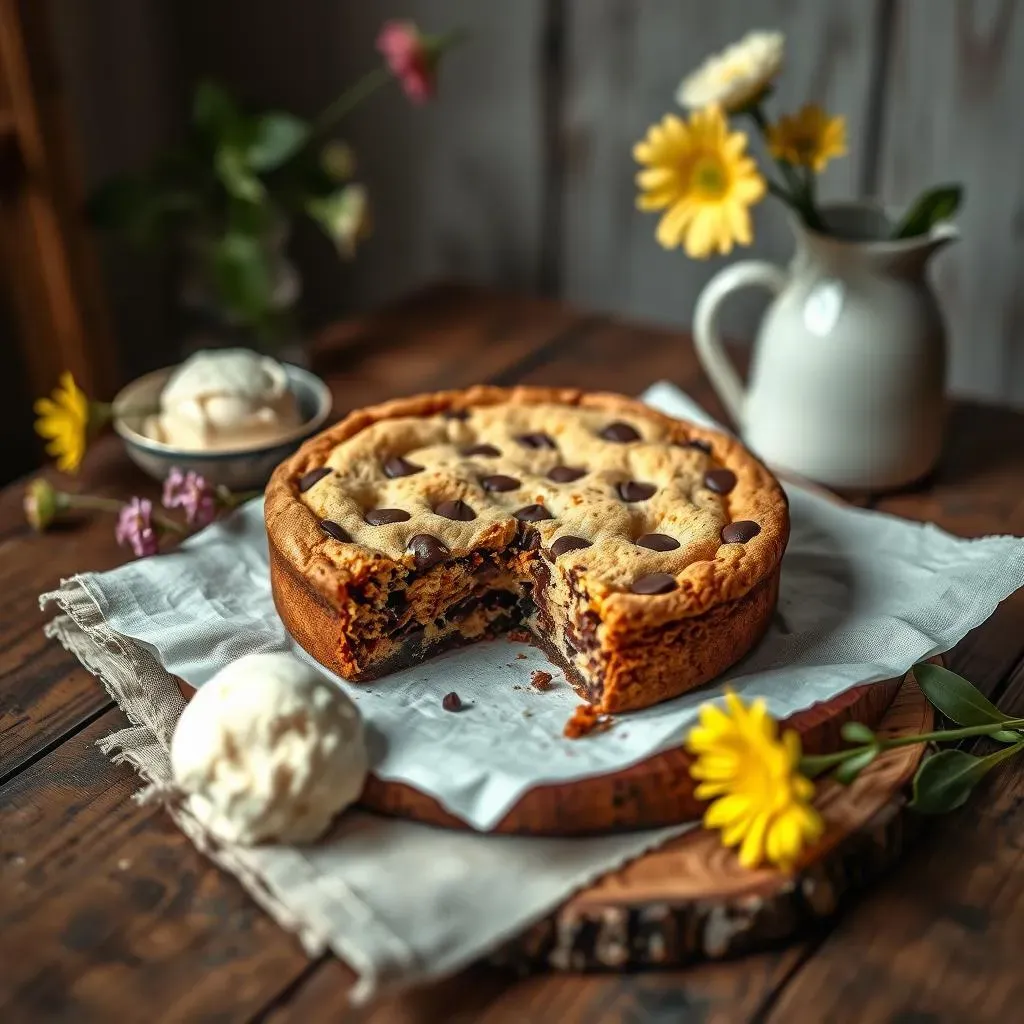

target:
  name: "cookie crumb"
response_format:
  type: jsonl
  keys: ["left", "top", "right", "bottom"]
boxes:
{"left": 442, "top": 692, "right": 463, "bottom": 712}
{"left": 522, "top": 709, "right": 533, "bottom": 718}
{"left": 516, "top": 652, "right": 528, "bottom": 660}
{"left": 563, "top": 703, "right": 614, "bottom": 739}
{"left": 508, "top": 627, "right": 532, "bottom": 644}
{"left": 530, "top": 670, "right": 553, "bottom": 691}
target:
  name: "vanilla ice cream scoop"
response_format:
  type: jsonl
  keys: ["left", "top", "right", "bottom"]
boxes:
{"left": 170, "top": 652, "right": 368, "bottom": 845}
{"left": 145, "top": 348, "right": 302, "bottom": 451}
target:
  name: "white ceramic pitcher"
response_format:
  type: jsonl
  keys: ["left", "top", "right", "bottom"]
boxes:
{"left": 694, "top": 202, "right": 958, "bottom": 490}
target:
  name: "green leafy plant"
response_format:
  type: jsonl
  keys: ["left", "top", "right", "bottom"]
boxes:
{"left": 87, "top": 22, "right": 463, "bottom": 346}
{"left": 800, "top": 662, "right": 1024, "bottom": 813}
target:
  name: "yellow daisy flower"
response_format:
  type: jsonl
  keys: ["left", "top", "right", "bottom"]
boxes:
{"left": 634, "top": 106, "right": 766, "bottom": 259}
{"left": 767, "top": 104, "right": 847, "bottom": 173}
{"left": 34, "top": 372, "right": 90, "bottom": 474}
{"left": 687, "top": 690, "right": 824, "bottom": 871}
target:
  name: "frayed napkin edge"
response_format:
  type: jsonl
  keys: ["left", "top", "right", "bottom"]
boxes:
{"left": 40, "top": 578, "right": 688, "bottom": 1005}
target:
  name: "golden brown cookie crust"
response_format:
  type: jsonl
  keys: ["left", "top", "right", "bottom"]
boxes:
{"left": 265, "top": 386, "right": 789, "bottom": 711}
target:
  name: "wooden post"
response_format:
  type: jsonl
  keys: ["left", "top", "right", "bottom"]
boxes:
{"left": 0, "top": 0, "right": 115, "bottom": 400}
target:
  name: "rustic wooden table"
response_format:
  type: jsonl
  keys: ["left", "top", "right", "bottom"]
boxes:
{"left": 3, "top": 283, "right": 1024, "bottom": 1023}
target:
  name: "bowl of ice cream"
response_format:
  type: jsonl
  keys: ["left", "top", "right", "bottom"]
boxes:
{"left": 113, "top": 349, "right": 333, "bottom": 490}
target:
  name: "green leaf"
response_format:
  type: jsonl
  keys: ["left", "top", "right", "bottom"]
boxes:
{"left": 835, "top": 746, "right": 878, "bottom": 785}
{"left": 992, "top": 729, "right": 1024, "bottom": 744}
{"left": 798, "top": 753, "right": 838, "bottom": 780}
{"left": 909, "top": 749, "right": 984, "bottom": 814}
{"left": 841, "top": 721, "right": 875, "bottom": 745}
{"left": 246, "top": 113, "right": 310, "bottom": 171}
{"left": 913, "top": 662, "right": 1010, "bottom": 728}
{"left": 910, "top": 741, "right": 1024, "bottom": 815}
{"left": 892, "top": 185, "right": 963, "bottom": 239}
{"left": 208, "top": 232, "right": 273, "bottom": 325}
{"left": 214, "top": 146, "right": 265, "bottom": 203}
{"left": 193, "top": 80, "right": 241, "bottom": 138}
{"left": 226, "top": 196, "right": 275, "bottom": 236}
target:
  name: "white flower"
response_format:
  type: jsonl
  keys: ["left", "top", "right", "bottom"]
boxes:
{"left": 676, "top": 31, "right": 784, "bottom": 112}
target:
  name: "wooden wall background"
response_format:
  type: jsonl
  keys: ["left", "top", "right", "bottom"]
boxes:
{"left": 49, "top": 0, "right": 1024, "bottom": 402}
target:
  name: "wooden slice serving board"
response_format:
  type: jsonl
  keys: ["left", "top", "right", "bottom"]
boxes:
{"left": 360, "top": 670, "right": 905, "bottom": 835}
{"left": 492, "top": 668, "right": 933, "bottom": 970}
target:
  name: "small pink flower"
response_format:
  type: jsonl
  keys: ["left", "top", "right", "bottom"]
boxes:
{"left": 163, "top": 467, "right": 217, "bottom": 527}
{"left": 376, "top": 21, "right": 436, "bottom": 104}
{"left": 115, "top": 498, "right": 159, "bottom": 557}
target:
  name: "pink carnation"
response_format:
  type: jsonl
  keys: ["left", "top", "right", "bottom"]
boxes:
{"left": 115, "top": 498, "right": 159, "bottom": 558}
{"left": 163, "top": 467, "right": 217, "bottom": 527}
{"left": 376, "top": 21, "right": 436, "bottom": 104}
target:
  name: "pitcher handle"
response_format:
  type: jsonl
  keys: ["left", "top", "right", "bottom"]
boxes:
{"left": 694, "top": 260, "right": 788, "bottom": 429}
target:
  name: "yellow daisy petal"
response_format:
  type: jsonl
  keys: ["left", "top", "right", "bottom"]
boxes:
{"left": 704, "top": 792, "right": 752, "bottom": 828}
{"left": 688, "top": 689, "right": 821, "bottom": 871}
{"left": 633, "top": 105, "right": 764, "bottom": 258}
{"left": 767, "top": 104, "right": 847, "bottom": 173}
{"left": 655, "top": 200, "right": 696, "bottom": 250}
{"left": 636, "top": 190, "right": 673, "bottom": 212}
{"left": 34, "top": 372, "right": 91, "bottom": 474}
{"left": 636, "top": 167, "right": 677, "bottom": 191}
{"left": 737, "top": 811, "right": 770, "bottom": 868}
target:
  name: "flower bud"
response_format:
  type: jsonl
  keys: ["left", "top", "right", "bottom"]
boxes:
{"left": 24, "top": 478, "right": 65, "bottom": 532}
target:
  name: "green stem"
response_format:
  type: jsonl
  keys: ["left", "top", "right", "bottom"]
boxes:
{"left": 800, "top": 718, "right": 1024, "bottom": 775}
{"left": 64, "top": 493, "right": 186, "bottom": 534}
{"left": 800, "top": 164, "right": 826, "bottom": 232}
{"left": 65, "top": 494, "right": 124, "bottom": 515}
{"left": 307, "top": 27, "right": 466, "bottom": 142}
{"left": 765, "top": 178, "right": 795, "bottom": 204}
{"left": 216, "top": 485, "right": 263, "bottom": 509}
{"left": 152, "top": 511, "right": 187, "bottom": 535}
{"left": 747, "top": 105, "right": 802, "bottom": 195}
{"left": 745, "top": 104, "right": 826, "bottom": 231}
{"left": 310, "top": 66, "right": 392, "bottom": 138}
{"left": 884, "top": 720, "right": 1024, "bottom": 747}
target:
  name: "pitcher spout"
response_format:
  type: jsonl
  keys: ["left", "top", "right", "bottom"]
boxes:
{"left": 922, "top": 220, "right": 959, "bottom": 258}
{"left": 888, "top": 220, "right": 959, "bottom": 277}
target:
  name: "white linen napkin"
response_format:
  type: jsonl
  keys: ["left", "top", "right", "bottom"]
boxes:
{"left": 56, "top": 386, "right": 1024, "bottom": 830}
{"left": 41, "top": 383, "right": 1024, "bottom": 1000}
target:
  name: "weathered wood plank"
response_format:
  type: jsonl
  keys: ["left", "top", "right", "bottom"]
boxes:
{"left": 7, "top": 285, "right": 1024, "bottom": 1023}
{"left": 0, "top": 710, "right": 315, "bottom": 1023}
{"left": 262, "top": 950, "right": 808, "bottom": 1023}
{"left": 764, "top": 657, "right": 1024, "bottom": 1023}
{"left": 511, "top": 315, "right": 722, "bottom": 416}
{"left": 875, "top": 0, "right": 1024, "bottom": 401}
{"left": 871, "top": 398, "right": 1024, "bottom": 537}
{"left": 561, "top": 1, "right": 885, "bottom": 342}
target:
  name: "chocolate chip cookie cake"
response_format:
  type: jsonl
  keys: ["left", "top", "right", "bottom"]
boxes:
{"left": 265, "top": 386, "right": 788, "bottom": 713}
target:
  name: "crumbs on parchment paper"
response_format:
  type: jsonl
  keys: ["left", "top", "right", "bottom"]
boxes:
{"left": 563, "top": 703, "right": 614, "bottom": 739}
{"left": 530, "top": 670, "right": 553, "bottom": 691}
